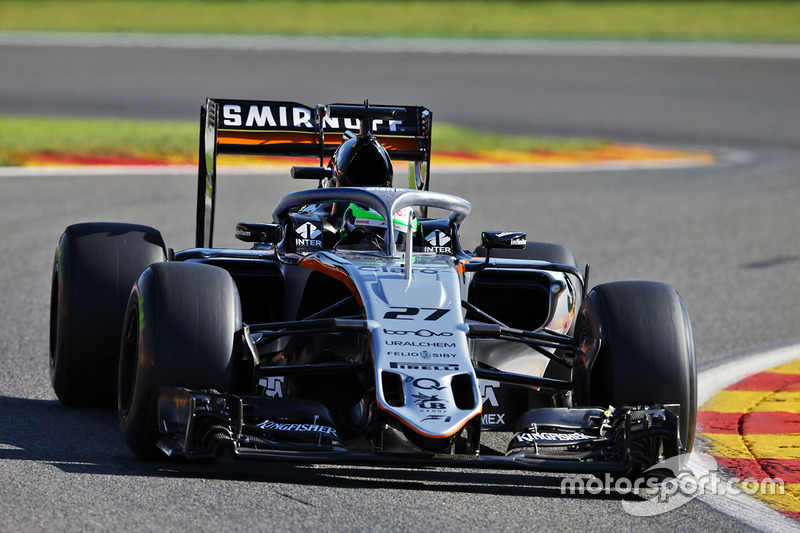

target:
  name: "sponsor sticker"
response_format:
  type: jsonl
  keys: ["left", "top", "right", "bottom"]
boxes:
{"left": 218, "top": 102, "right": 410, "bottom": 133}
{"left": 257, "top": 419, "right": 339, "bottom": 440}
{"left": 222, "top": 104, "right": 314, "bottom": 129}
{"left": 410, "top": 378, "right": 446, "bottom": 390}
{"left": 385, "top": 341, "right": 456, "bottom": 347}
{"left": 480, "top": 380, "right": 500, "bottom": 407}
{"left": 295, "top": 222, "right": 322, "bottom": 248}
{"left": 421, "top": 415, "right": 452, "bottom": 423}
{"left": 386, "top": 350, "right": 456, "bottom": 358}
{"left": 481, "top": 413, "right": 506, "bottom": 425}
{"left": 425, "top": 230, "right": 451, "bottom": 253}
{"left": 358, "top": 266, "right": 439, "bottom": 275}
{"left": 259, "top": 377, "right": 284, "bottom": 398}
{"left": 412, "top": 392, "right": 447, "bottom": 411}
{"left": 514, "top": 428, "right": 594, "bottom": 443}
{"left": 383, "top": 328, "right": 453, "bottom": 337}
{"left": 389, "top": 362, "right": 460, "bottom": 371}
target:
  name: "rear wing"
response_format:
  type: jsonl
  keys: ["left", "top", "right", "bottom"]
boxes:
{"left": 196, "top": 98, "right": 432, "bottom": 248}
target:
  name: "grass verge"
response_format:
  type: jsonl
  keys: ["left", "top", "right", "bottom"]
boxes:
{"left": 0, "top": 115, "right": 605, "bottom": 167}
{"left": 1, "top": 1, "right": 799, "bottom": 42}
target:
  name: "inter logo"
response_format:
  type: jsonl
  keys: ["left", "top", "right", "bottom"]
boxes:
{"left": 296, "top": 222, "right": 321, "bottom": 240}
{"left": 295, "top": 222, "right": 322, "bottom": 248}
{"left": 425, "top": 230, "right": 451, "bottom": 252}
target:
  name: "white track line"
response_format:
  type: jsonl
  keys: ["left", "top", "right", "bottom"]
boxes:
{"left": 699, "top": 344, "right": 800, "bottom": 406}
{"left": 3, "top": 31, "right": 800, "bottom": 60}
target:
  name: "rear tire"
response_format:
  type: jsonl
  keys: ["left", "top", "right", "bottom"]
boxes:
{"left": 576, "top": 281, "right": 696, "bottom": 454}
{"left": 49, "top": 223, "right": 166, "bottom": 407}
{"left": 118, "top": 262, "right": 241, "bottom": 460}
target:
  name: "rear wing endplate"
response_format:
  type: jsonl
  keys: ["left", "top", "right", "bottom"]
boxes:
{"left": 196, "top": 98, "right": 432, "bottom": 248}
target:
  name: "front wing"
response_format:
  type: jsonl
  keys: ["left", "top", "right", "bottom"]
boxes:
{"left": 157, "top": 387, "right": 681, "bottom": 475}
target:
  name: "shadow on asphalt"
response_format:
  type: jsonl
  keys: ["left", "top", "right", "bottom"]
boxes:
{"left": 0, "top": 395, "right": 637, "bottom": 501}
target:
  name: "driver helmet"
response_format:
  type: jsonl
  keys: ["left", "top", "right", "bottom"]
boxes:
{"left": 330, "top": 134, "right": 393, "bottom": 187}
{"left": 339, "top": 203, "right": 418, "bottom": 249}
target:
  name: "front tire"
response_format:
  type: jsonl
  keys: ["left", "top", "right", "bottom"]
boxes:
{"left": 118, "top": 262, "right": 241, "bottom": 459}
{"left": 576, "top": 281, "right": 697, "bottom": 454}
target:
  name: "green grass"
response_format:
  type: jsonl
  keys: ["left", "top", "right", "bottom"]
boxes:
{"left": 0, "top": 115, "right": 604, "bottom": 166}
{"left": 1, "top": 1, "right": 799, "bottom": 42}
{"left": 0, "top": 115, "right": 199, "bottom": 165}
{"left": 2, "top": 1, "right": 792, "bottom": 165}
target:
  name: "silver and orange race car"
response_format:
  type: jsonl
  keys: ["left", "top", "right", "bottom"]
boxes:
{"left": 50, "top": 99, "right": 696, "bottom": 476}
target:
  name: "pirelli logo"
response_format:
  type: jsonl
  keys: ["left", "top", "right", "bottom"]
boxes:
{"left": 389, "top": 362, "right": 459, "bottom": 371}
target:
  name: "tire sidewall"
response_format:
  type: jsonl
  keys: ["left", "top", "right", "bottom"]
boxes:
{"left": 577, "top": 281, "right": 697, "bottom": 452}
{"left": 118, "top": 281, "right": 161, "bottom": 459}
{"left": 49, "top": 223, "right": 167, "bottom": 407}
{"left": 118, "top": 262, "right": 241, "bottom": 459}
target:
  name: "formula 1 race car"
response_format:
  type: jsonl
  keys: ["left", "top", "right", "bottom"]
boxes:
{"left": 49, "top": 99, "right": 696, "bottom": 477}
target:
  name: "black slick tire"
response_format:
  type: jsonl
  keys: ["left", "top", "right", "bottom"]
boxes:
{"left": 118, "top": 262, "right": 241, "bottom": 460}
{"left": 577, "top": 281, "right": 697, "bottom": 453}
{"left": 49, "top": 223, "right": 167, "bottom": 407}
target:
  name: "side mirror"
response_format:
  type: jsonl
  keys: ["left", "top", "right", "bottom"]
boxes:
{"left": 465, "top": 231, "right": 527, "bottom": 272}
{"left": 235, "top": 223, "right": 283, "bottom": 244}
{"left": 291, "top": 166, "right": 333, "bottom": 181}
{"left": 480, "top": 231, "right": 526, "bottom": 250}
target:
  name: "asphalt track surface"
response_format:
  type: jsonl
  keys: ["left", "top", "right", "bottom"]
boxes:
{"left": 1, "top": 36, "right": 799, "bottom": 532}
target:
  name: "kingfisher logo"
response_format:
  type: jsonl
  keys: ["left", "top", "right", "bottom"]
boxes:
{"left": 257, "top": 419, "right": 339, "bottom": 440}
{"left": 295, "top": 222, "right": 322, "bottom": 248}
